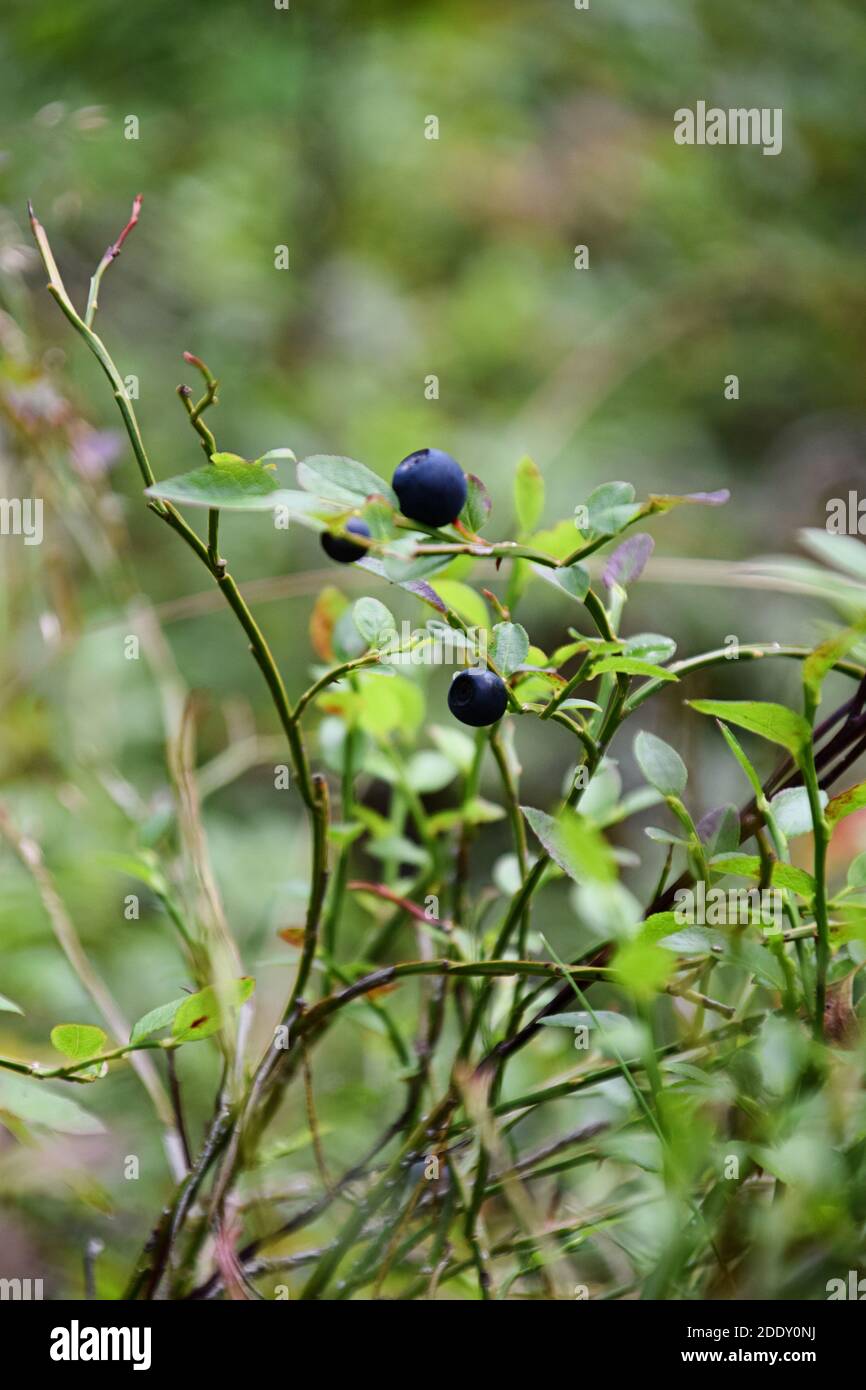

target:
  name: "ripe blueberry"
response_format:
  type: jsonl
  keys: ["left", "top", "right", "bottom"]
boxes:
{"left": 320, "top": 517, "right": 371, "bottom": 564}
{"left": 392, "top": 448, "right": 467, "bottom": 528}
{"left": 447, "top": 668, "right": 508, "bottom": 727}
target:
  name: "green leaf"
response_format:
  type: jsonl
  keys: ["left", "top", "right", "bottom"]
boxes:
{"left": 737, "top": 557, "right": 866, "bottom": 610}
{"left": 428, "top": 797, "right": 505, "bottom": 833}
{"left": 585, "top": 482, "right": 640, "bottom": 536}
{"left": 645, "top": 826, "right": 689, "bottom": 846}
{"left": 360, "top": 670, "right": 424, "bottom": 736}
{"left": 803, "top": 622, "right": 866, "bottom": 717}
{"left": 268, "top": 490, "right": 345, "bottom": 531}
{"left": 566, "top": 635, "right": 624, "bottom": 656}
{"left": 514, "top": 455, "right": 544, "bottom": 533}
{"left": 623, "top": 633, "right": 677, "bottom": 665}
{"left": 578, "top": 759, "right": 622, "bottom": 821}
{"left": 0, "top": 993, "right": 23, "bottom": 1016}
{"left": 574, "top": 880, "right": 643, "bottom": 936}
{"left": 321, "top": 670, "right": 425, "bottom": 737}
{"left": 591, "top": 658, "right": 678, "bottom": 682}
{"left": 611, "top": 939, "right": 676, "bottom": 1000}
{"left": 255, "top": 447, "right": 297, "bottom": 464}
{"left": 709, "top": 853, "right": 815, "bottom": 898}
{"left": 529, "top": 519, "right": 583, "bottom": 561}
{"left": 601, "top": 1131, "right": 664, "bottom": 1172}
{"left": 727, "top": 940, "right": 786, "bottom": 993}
{"left": 553, "top": 564, "right": 590, "bottom": 601}
{"left": 532, "top": 562, "right": 591, "bottom": 604}
{"left": 359, "top": 496, "right": 398, "bottom": 540}
{"left": 404, "top": 751, "right": 458, "bottom": 794}
{"left": 428, "top": 580, "right": 488, "bottom": 629}
{"left": 325, "top": 670, "right": 426, "bottom": 738}
{"left": 714, "top": 721, "right": 764, "bottom": 798}
{"left": 352, "top": 596, "right": 395, "bottom": 648}
{"left": 826, "top": 780, "right": 866, "bottom": 826}
{"left": 172, "top": 977, "right": 255, "bottom": 1043}
{"left": 130, "top": 997, "right": 188, "bottom": 1046}
{"left": 688, "top": 700, "right": 811, "bottom": 764}
{"left": 332, "top": 607, "right": 369, "bottom": 663}
{"left": 490, "top": 622, "right": 529, "bottom": 677}
{"left": 50, "top": 1024, "right": 108, "bottom": 1062}
{"left": 297, "top": 454, "right": 397, "bottom": 506}
{"left": 364, "top": 835, "right": 430, "bottom": 868}
{"left": 635, "top": 911, "right": 681, "bottom": 945}
{"left": 328, "top": 821, "right": 365, "bottom": 848}
{"left": 847, "top": 853, "right": 866, "bottom": 889}
{"left": 832, "top": 909, "right": 866, "bottom": 944}
{"left": 460, "top": 473, "right": 492, "bottom": 533}
{"left": 522, "top": 806, "right": 616, "bottom": 884}
{"left": 101, "top": 851, "right": 168, "bottom": 896}
{"left": 598, "top": 786, "right": 664, "bottom": 827}
{"left": 145, "top": 458, "right": 281, "bottom": 510}
{"left": 429, "top": 724, "right": 477, "bottom": 776}
{"left": 657, "top": 925, "right": 727, "bottom": 955}
{"left": 798, "top": 528, "right": 866, "bottom": 582}
{"left": 634, "top": 730, "right": 687, "bottom": 798}
{"left": 769, "top": 786, "right": 827, "bottom": 838}
{"left": 0, "top": 1074, "right": 105, "bottom": 1135}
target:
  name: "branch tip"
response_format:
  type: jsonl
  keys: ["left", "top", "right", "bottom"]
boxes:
{"left": 108, "top": 192, "right": 143, "bottom": 261}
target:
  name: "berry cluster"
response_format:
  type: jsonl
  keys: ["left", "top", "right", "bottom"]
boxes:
{"left": 319, "top": 446, "right": 468, "bottom": 562}
{"left": 320, "top": 448, "right": 507, "bottom": 727}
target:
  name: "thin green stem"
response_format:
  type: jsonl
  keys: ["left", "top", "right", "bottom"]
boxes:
{"left": 540, "top": 655, "right": 590, "bottom": 719}
{"left": 293, "top": 653, "right": 382, "bottom": 723}
{"left": 0, "top": 1037, "right": 178, "bottom": 1082}
{"left": 624, "top": 645, "right": 865, "bottom": 715}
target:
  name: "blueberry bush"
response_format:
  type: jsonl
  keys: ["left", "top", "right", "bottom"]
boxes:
{"left": 3, "top": 198, "right": 866, "bottom": 1301}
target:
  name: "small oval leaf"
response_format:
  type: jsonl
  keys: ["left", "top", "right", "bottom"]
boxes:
{"left": 634, "top": 730, "right": 687, "bottom": 798}
{"left": 50, "top": 1024, "right": 108, "bottom": 1062}
{"left": 172, "top": 978, "right": 255, "bottom": 1044}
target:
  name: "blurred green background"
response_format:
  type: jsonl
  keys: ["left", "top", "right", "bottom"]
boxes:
{"left": 2, "top": 0, "right": 866, "bottom": 1297}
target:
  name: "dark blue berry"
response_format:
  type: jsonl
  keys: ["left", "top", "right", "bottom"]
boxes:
{"left": 447, "top": 669, "right": 508, "bottom": 727}
{"left": 392, "top": 448, "right": 467, "bottom": 528}
{"left": 320, "top": 517, "right": 370, "bottom": 564}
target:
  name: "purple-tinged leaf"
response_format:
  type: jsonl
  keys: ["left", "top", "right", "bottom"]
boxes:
{"left": 684, "top": 489, "right": 730, "bottom": 505}
{"left": 603, "top": 534, "right": 654, "bottom": 590}
{"left": 460, "top": 474, "right": 492, "bottom": 533}
{"left": 359, "top": 556, "right": 448, "bottom": 614}
{"left": 697, "top": 804, "right": 739, "bottom": 855}
{"left": 644, "top": 488, "right": 731, "bottom": 516}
